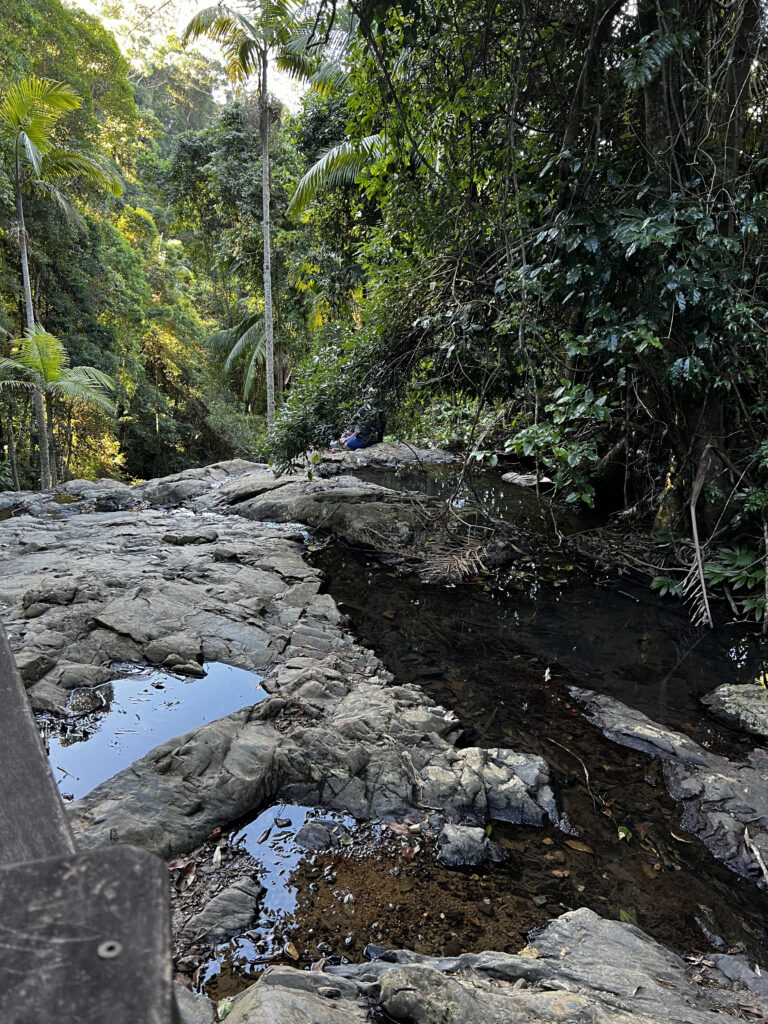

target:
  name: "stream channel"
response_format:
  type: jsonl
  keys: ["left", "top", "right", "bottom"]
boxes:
{"left": 40, "top": 465, "right": 768, "bottom": 999}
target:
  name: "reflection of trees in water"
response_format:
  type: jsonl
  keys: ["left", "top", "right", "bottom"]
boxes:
{"left": 55, "top": 683, "right": 115, "bottom": 746}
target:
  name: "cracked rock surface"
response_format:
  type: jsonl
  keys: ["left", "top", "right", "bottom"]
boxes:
{"left": 314, "top": 441, "right": 456, "bottom": 476}
{"left": 222, "top": 908, "right": 768, "bottom": 1024}
{"left": 70, "top": 646, "right": 555, "bottom": 856}
{"left": 571, "top": 687, "right": 768, "bottom": 887}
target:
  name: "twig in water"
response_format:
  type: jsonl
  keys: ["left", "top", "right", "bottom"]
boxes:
{"left": 547, "top": 737, "right": 597, "bottom": 811}
{"left": 744, "top": 827, "right": 768, "bottom": 888}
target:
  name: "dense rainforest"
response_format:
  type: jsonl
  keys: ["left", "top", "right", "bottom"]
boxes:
{"left": 2, "top": 0, "right": 768, "bottom": 623}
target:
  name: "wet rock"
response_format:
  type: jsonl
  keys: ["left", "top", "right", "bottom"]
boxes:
{"left": 701, "top": 683, "right": 768, "bottom": 742}
{"left": 226, "top": 968, "right": 367, "bottom": 1024}
{"left": 436, "top": 824, "right": 489, "bottom": 866}
{"left": 173, "top": 983, "right": 216, "bottom": 1024}
{"left": 501, "top": 471, "right": 553, "bottom": 487}
{"left": 177, "top": 661, "right": 207, "bottom": 678}
{"left": 47, "top": 662, "right": 116, "bottom": 690}
{"left": 226, "top": 908, "right": 766, "bottom": 1024}
{"left": 27, "top": 679, "right": 69, "bottom": 714}
{"left": 572, "top": 687, "right": 768, "bottom": 887}
{"left": 295, "top": 821, "right": 348, "bottom": 851}
{"left": 182, "top": 877, "right": 265, "bottom": 942}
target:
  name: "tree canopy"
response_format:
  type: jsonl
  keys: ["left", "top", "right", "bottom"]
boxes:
{"left": 3, "top": 0, "right": 768, "bottom": 619}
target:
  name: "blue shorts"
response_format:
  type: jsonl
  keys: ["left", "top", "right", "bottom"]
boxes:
{"left": 344, "top": 436, "right": 370, "bottom": 450}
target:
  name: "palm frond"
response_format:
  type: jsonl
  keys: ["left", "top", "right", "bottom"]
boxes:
{"left": 183, "top": 6, "right": 264, "bottom": 83}
{"left": 276, "top": 48, "right": 317, "bottom": 81}
{"left": 308, "top": 59, "right": 349, "bottom": 95}
{"left": 12, "top": 325, "right": 67, "bottom": 384}
{"left": 48, "top": 373, "right": 115, "bottom": 412}
{"left": 0, "top": 354, "right": 34, "bottom": 379}
{"left": 29, "top": 180, "right": 86, "bottom": 230}
{"left": 42, "top": 149, "right": 122, "bottom": 197}
{"left": 0, "top": 75, "right": 80, "bottom": 151}
{"left": 242, "top": 329, "right": 269, "bottom": 399}
{"left": 19, "top": 130, "right": 43, "bottom": 175}
{"left": 288, "top": 133, "right": 384, "bottom": 216}
{"left": 223, "top": 320, "right": 266, "bottom": 379}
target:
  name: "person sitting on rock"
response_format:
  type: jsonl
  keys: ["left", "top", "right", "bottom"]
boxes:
{"left": 339, "top": 395, "right": 386, "bottom": 450}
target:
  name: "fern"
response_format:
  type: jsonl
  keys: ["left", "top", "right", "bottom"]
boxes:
{"left": 620, "top": 29, "right": 699, "bottom": 91}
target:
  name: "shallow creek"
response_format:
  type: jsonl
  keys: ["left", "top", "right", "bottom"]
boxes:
{"left": 38, "top": 467, "right": 768, "bottom": 998}
{"left": 306, "top": 544, "right": 768, "bottom": 963}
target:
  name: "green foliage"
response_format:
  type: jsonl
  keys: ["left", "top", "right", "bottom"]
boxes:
{"left": 704, "top": 546, "right": 765, "bottom": 621}
{"left": 0, "top": 0, "right": 263, "bottom": 484}
{"left": 288, "top": 133, "right": 384, "bottom": 216}
{"left": 0, "top": 324, "right": 116, "bottom": 410}
{"left": 619, "top": 30, "right": 699, "bottom": 91}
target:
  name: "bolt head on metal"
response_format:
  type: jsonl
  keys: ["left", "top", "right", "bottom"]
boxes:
{"left": 97, "top": 940, "right": 123, "bottom": 959}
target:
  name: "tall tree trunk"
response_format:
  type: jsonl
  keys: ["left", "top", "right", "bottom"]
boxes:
{"left": 45, "top": 396, "right": 58, "bottom": 489}
{"left": 14, "top": 177, "right": 51, "bottom": 490}
{"left": 3, "top": 399, "right": 20, "bottom": 492}
{"left": 6, "top": 420, "right": 20, "bottom": 492}
{"left": 260, "top": 53, "right": 276, "bottom": 429}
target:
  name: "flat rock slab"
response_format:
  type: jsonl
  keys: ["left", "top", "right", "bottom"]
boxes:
{"left": 218, "top": 475, "right": 425, "bottom": 551}
{"left": 182, "top": 877, "right": 265, "bottom": 942}
{"left": 225, "top": 907, "right": 767, "bottom": 1024}
{"left": 701, "top": 683, "right": 768, "bottom": 742}
{"left": 0, "top": 507, "right": 322, "bottom": 712}
{"left": 571, "top": 687, "right": 768, "bottom": 887}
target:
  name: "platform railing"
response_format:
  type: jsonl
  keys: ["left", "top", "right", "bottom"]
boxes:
{"left": 0, "top": 623, "right": 180, "bottom": 1023}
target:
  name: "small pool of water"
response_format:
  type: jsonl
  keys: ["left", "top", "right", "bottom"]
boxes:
{"left": 41, "top": 662, "right": 266, "bottom": 800}
{"left": 190, "top": 804, "right": 550, "bottom": 1000}
{"left": 195, "top": 804, "right": 356, "bottom": 992}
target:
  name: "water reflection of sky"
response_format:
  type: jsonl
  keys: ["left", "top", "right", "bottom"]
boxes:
{"left": 199, "top": 804, "right": 356, "bottom": 989}
{"left": 42, "top": 662, "right": 266, "bottom": 800}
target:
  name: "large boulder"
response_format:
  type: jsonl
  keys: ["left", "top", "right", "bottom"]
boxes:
{"left": 134, "top": 459, "right": 262, "bottom": 507}
{"left": 315, "top": 441, "right": 456, "bottom": 477}
{"left": 223, "top": 908, "right": 767, "bottom": 1024}
{"left": 701, "top": 683, "right": 768, "bottom": 742}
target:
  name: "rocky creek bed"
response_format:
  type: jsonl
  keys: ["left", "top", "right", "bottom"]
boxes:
{"left": 1, "top": 447, "right": 768, "bottom": 1023}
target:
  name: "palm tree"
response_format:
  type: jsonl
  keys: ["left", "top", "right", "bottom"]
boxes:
{"left": 0, "top": 326, "right": 116, "bottom": 487}
{"left": 0, "top": 74, "right": 121, "bottom": 488}
{"left": 206, "top": 310, "right": 266, "bottom": 402}
{"left": 184, "top": 1, "right": 305, "bottom": 430}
